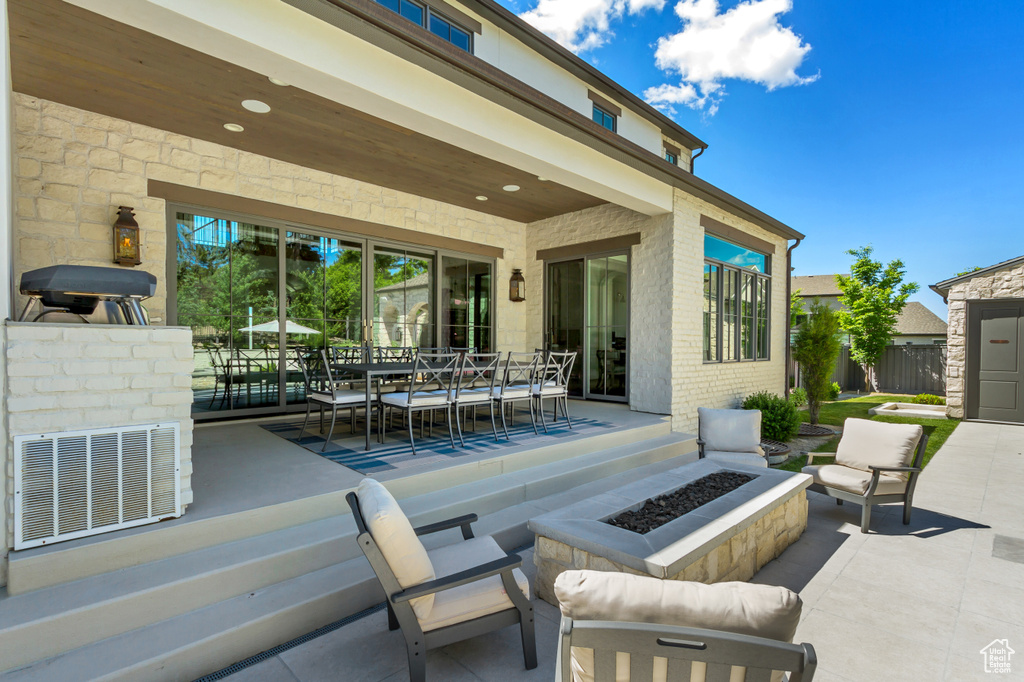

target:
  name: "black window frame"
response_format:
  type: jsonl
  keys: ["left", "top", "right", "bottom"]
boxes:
{"left": 665, "top": 151, "right": 678, "bottom": 165}
{"left": 592, "top": 103, "right": 617, "bottom": 133}
{"left": 373, "top": 0, "right": 474, "bottom": 53}
{"left": 703, "top": 237, "right": 772, "bottom": 364}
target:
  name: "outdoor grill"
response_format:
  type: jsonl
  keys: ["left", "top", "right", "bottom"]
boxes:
{"left": 19, "top": 265, "right": 157, "bottom": 325}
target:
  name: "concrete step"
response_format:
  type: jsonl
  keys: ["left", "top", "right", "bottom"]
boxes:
{"left": 0, "top": 430, "right": 696, "bottom": 675}
{"left": 6, "top": 418, "right": 671, "bottom": 595}
{"left": 1, "top": 442, "right": 698, "bottom": 681}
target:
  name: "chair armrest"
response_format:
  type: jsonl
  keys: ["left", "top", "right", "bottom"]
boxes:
{"left": 868, "top": 465, "right": 923, "bottom": 474}
{"left": 696, "top": 438, "right": 705, "bottom": 459}
{"left": 392, "top": 553, "right": 522, "bottom": 603}
{"left": 804, "top": 452, "right": 836, "bottom": 465}
{"left": 414, "top": 513, "right": 477, "bottom": 540}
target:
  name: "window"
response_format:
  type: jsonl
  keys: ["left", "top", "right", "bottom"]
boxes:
{"left": 592, "top": 104, "right": 616, "bottom": 132}
{"left": 665, "top": 151, "right": 678, "bottom": 165}
{"left": 703, "top": 234, "right": 771, "bottom": 363}
{"left": 373, "top": 0, "right": 473, "bottom": 52}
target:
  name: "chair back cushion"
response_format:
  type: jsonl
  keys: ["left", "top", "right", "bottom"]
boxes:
{"left": 836, "top": 418, "right": 923, "bottom": 477}
{"left": 356, "top": 479, "right": 436, "bottom": 619}
{"left": 698, "top": 407, "right": 762, "bottom": 454}
{"left": 555, "top": 570, "right": 801, "bottom": 682}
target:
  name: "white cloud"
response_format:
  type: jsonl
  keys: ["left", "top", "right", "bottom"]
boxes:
{"left": 644, "top": 0, "right": 818, "bottom": 114}
{"left": 520, "top": 0, "right": 666, "bottom": 53}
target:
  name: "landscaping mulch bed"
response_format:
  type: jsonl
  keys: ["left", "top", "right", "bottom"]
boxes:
{"left": 798, "top": 423, "right": 835, "bottom": 437}
{"left": 605, "top": 472, "right": 754, "bottom": 535}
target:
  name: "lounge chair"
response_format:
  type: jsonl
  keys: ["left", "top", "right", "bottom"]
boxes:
{"left": 697, "top": 407, "right": 768, "bottom": 468}
{"left": 554, "top": 569, "right": 815, "bottom": 682}
{"left": 802, "top": 418, "right": 927, "bottom": 533}
{"left": 347, "top": 479, "right": 537, "bottom": 682}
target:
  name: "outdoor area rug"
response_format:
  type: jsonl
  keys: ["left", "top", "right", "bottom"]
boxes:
{"left": 261, "top": 414, "right": 618, "bottom": 475}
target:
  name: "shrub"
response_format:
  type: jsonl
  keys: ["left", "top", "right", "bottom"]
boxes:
{"left": 828, "top": 382, "right": 842, "bottom": 401}
{"left": 742, "top": 391, "right": 801, "bottom": 441}
{"left": 789, "top": 387, "right": 808, "bottom": 407}
{"left": 910, "top": 393, "right": 945, "bottom": 405}
{"left": 791, "top": 301, "right": 843, "bottom": 424}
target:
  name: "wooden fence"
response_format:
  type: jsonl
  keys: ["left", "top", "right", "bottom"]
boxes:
{"left": 796, "top": 344, "right": 947, "bottom": 396}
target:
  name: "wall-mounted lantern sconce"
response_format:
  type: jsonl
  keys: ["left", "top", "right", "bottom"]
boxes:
{"left": 509, "top": 268, "right": 525, "bottom": 302}
{"left": 113, "top": 206, "right": 141, "bottom": 267}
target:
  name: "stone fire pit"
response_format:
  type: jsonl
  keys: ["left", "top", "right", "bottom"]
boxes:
{"left": 528, "top": 459, "right": 812, "bottom": 605}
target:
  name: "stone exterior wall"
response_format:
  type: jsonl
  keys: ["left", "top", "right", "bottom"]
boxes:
{"left": 1, "top": 322, "right": 194, "bottom": 587}
{"left": 525, "top": 204, "right": 674, "bottom": 416}
{"left": 10, "top": 93, "right": 529, "bottom": 351}
{"left": 945, "top": 262, "right": 1024, "bottom": 418}
{"left": 533, "top": 491, "right": 808, "bottom": 605}
{"left": 670, "top": 189, "right": 790, "bottom": 433}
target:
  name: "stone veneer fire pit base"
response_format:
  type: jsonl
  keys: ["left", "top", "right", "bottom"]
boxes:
{"left": 529, "top": 459, "right": 811, "bottom": 606}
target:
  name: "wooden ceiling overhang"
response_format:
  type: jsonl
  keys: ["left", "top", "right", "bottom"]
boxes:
{"left": 7, "top": 0, "right": 607, "bottom": 224}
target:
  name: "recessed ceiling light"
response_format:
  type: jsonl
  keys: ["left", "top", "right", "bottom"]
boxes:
{"left": 223, "top": 123, "right": 244, "bottom": 132}
{"left": 242, "top": 99, "right": 271, "bottom": 114}
{"left": 502, "top": 185, "right": 521, "bottom": 192}
{"left": 268, "top": 77, "right": 290, "bottom": 87}
{"left": 537, "top": 177, "right": 549, "bottom": 182}
{"left": 475, "top": 196, "right": 488, "bottom": 201}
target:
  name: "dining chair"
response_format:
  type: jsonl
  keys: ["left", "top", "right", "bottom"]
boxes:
{"left": 534, "top": 350, "right": 576, "bottom": 432}
{"left": 450, "top": 352, "right": 502, "bottom": 446}
{"left": 296, "top": 348, "right": 372, "bottom": 451}
{"left": 379, "top": 352, "right": 460, "bottom": 455}
{"left": 491, "top": 352, "right": 540, "bottom": 441}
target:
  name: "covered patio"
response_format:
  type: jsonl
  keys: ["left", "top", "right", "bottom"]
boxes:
{"left": 208, "top": 421, "right": 1022, "bottom": 682}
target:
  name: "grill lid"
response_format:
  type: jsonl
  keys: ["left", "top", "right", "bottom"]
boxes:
{"left": 20, "top": 265, "right": 157, "bottom": 314}
{"left": 20, "top": 265, "right": 156, "bottom": 298}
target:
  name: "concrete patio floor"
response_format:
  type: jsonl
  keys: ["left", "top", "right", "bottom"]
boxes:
{"left": 223, "top": 420, "right": 1024, "bottom": 682}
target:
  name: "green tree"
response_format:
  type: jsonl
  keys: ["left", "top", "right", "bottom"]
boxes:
{"left": 790, "top": 287, "right": 805, "bottom": 325}
{"left": 955, "top": 266, "right": 982, "bottom": 277}
{"left": 792, "top": 300, "right": 843, "bottom": 424}
{"left": 835, "top": 246, "right": 919, "bottom": 391}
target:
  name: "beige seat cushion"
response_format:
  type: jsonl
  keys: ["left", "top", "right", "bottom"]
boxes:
{"left": 418, "top": 536, "right": 529, "bottom": 631}
{"left": 698, "top": 408, "right": 762, "bottom": 454}
{"left": 356, "top": 479, "right": 436, "bottom": 620}
{"left": 704, "top": 450, "right": 768, "bottom": 469}
{"left": 555, "top": 570, "right": 801, "bottom": 682}
{"left": 836, "top": 418, "right": 923, "bottom": 479}
{"left": 803, "top": 464, "right": 908, "bottom": 496}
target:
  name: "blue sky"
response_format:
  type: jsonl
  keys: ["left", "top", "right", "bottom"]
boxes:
{"left": 497, "top": 0, "right": 1024, "bottom": 318}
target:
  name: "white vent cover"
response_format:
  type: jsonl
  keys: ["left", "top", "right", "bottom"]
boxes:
{"left": 14, "top": 423, "right": 181, "bottom": 550}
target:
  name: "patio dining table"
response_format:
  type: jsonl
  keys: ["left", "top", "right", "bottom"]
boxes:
{"left": 330, "top": 360, "right": 489, "bottom": 451}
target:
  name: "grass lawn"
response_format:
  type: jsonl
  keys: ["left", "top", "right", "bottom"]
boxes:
{"left": 777, "top": 394, "right": 959, "bottom": 472}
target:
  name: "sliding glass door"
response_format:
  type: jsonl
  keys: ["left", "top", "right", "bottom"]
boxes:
{"left": 372, "top": 246, "right": 434, "bottom": 350}
{"left": 545, "top": 252, "right": 629, "bottom": 402}
{"left": 173, "top": 208, "right": 494, "bottom": 419}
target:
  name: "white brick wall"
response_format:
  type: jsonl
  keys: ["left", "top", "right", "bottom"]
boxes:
{"left": 525, "top": 204, "right": 674, "bottom": 415}
{"left": 1, "top": 322, "right": 194, "bottom": 586}
{"left": 670, "top": 189, "right": 789, "bottom": 433}
{"left": 523, "top": 192, "right": 791, "bottom": 432}
{"left": 944, "top": 262, "right": 1024, "bottom": 419}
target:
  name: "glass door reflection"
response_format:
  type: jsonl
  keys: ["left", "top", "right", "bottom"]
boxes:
{"left": 372, "top": 246, "right": 434, "bottom": 351}
{"left": 285, "top": 232, "right": 364, "bottom": 405}
{"left": 546, "top": 259, "right": 585, "bottom": 396}
{"left": 545, "top": 253, "right": 629, "bottom": 402}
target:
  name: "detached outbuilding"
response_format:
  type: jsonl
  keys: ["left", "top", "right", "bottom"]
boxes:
{"left": 932, "top": 255, "right": 1024, "bottom": 422}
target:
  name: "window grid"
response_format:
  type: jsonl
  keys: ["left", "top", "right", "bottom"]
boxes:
{"left": 703, "top": 260, "right": 771, "bottom": 363}
{"left": 373, "top": 0, "right": 473, "bottom": 52}
{"left": 592, "top": 104, "right": 617, "bottom": 132}
{"left": 665, "top": 151, "right": 678, "bottom": 165}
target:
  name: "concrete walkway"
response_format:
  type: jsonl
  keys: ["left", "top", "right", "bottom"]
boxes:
{"left": 227, "top": 420, "right": 1024, "bottom": 681}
